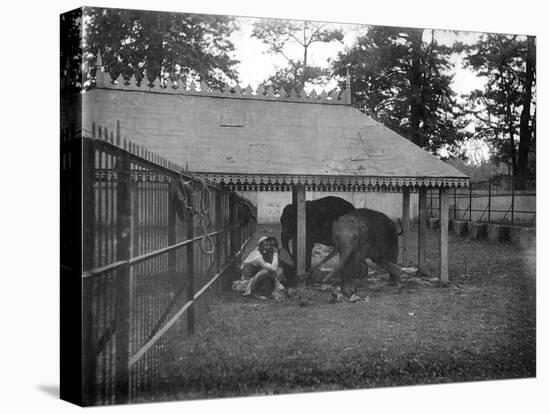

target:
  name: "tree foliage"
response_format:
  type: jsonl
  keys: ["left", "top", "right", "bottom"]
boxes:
{"left": 60, "top": 9, "right": 84, "bottom": 91}
{"left": 461, "top": 34, "right": 536, "bottom": 184}
{"left": 63, "top": 8, "right": 240, "bottom": 89}
{"left": 333, "top": 26, "right": 467, "bottom": 154}
{"left": 252, "top": 19, "right": 343, "bottom": 92}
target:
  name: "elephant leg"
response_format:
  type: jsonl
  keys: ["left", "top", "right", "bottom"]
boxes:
{"left": 360, "top": 258, "right": 369, "bottom": 279}
{"left": 324, "top": 244, "right": 355, "bottom": 286}
{"left": 373, "top": 258, "right": 401, "bottom": 285}
{"left": 341, "top": 251, "right": 364, "bottom": 293}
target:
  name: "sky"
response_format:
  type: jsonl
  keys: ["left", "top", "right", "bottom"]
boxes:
{"left": 229, "top": 17, "right": 487, "bottom": 96}
{"left": 229, "top": 17, "right": 490, "bottom": 162}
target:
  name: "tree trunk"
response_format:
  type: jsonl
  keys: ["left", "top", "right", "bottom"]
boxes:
{"left": 517, "top": 35, "right": 535, "bottom": 190}
{"left": 302, "top": 46, "right": 308, "bottom": 89}
{"left": 408, "top": 29, "right": 424, "bottom": 148}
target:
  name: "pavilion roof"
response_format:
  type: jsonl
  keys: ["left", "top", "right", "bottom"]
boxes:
{"left": 83, "top": 71, "right": 468, "bottom": 191}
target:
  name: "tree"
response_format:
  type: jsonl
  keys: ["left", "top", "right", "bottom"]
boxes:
{"left": 60, "top": 9, "right": 84, "bottom": 91}
{"left": 81, "top": 8, "right": 239, "bottom": 89}
{"left": 462, "top": 34, "right": 536, "bottom": 187}
{"left": 332, "top": 26, "right": 467, "bottom": 154}
{"left": 252, "top": 19, "right": 343, "bottom": 92}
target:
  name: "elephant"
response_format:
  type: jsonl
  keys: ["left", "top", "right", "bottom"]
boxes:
{"left": 280, "top": 196, "right": 355, "bottom": 273}
{"left": 327, "top": 208, "right": 403, "bottom": 290}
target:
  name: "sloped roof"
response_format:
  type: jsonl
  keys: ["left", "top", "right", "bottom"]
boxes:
{"left": 83, "top": 73, "right": 468, "bottom": 191}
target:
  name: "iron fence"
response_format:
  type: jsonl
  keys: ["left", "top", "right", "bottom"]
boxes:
{"left": 61, "top": 123, "right": 256, "bottom": 405}
{"left": 427, "top": 178, "right": 536, "bottom": 227}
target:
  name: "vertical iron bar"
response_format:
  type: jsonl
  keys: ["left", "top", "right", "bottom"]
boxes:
{"left": 186, "top": 182, "right": 195, "bottom": 335}
{"left": 98, "top": 151, "right": 105, "bottom": 266}
{"left": 168, "top": 178, "right": 176, "bottom": 276}
{"left": 114, "top": 147, "right": 131, "bottom": 404}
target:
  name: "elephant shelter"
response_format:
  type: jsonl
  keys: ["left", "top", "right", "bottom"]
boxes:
{"left": 63, "top": 61, "right": 469, "bottom": 404}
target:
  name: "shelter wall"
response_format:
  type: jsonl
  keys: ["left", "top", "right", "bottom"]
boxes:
{"left": 237, "top": 191, "right": 420, "bottom": 224}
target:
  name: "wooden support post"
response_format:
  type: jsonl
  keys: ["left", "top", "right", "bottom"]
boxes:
{"left": 291, "top": 186, "right": 298, "bottom": 261}
{"left": 453, "top": 187, "right": 457, "bottom": 220}
{"left": 295, "top": 183, "right": 307, "bottom": 276}
{"left": 229, "top": 193, "right": 235, "bottom": 255}
{"left": 186, "top": 182, "right": 195, "bottom": 335}
{"left": 114, "top": 147, "right": 131, "bottom": 404}
{"left": 439, "top": 187, "right": 449, "bottom": 285}
{"left": 417, "top": 186, "right": 427, "bottom": 275}
{"left": 215, "top": 191, "right": 222, "bottom": 294}
{"left": 399, "top": 187, "right": 410, "bottom": 265}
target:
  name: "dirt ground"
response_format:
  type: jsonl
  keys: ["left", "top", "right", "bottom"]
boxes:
{"left": 156, "top": 223, "right": 536, "bottom": 401}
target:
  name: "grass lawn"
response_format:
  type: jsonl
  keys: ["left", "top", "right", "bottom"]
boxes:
{"left": 153, "top": 223, "right": 536, "bottom": 401}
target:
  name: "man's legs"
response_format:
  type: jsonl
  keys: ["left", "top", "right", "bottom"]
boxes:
{"left": 243, "top": 268, "right": 283, "bottom": 297}
{"left": 243, "top": 269, "right": 269, "bottom": 296}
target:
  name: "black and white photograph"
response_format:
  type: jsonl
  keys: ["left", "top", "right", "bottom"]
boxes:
{"left": 57, "top": 3, "right": 540, "bottom": 407}
{"left": 0, "top": 0, "right": 539, "bottom": 412}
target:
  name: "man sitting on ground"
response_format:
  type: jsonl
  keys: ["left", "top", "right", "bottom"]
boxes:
{"left": 265, "top": 236, "right": 296, "bottom": 287}
{"left": 233, "top": 236, "right": 285, "bottom": 298}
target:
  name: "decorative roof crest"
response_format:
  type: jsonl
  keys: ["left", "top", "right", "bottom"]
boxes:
{"left": 89, "top": 54, "right": 349, "bottom": 105}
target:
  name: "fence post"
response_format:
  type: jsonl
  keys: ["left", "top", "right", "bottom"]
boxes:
{"left": 439, "top": 187, "right": 449, "bottom": 285}
{"left": 469, "top": 184, "right": 472, "bottom": 222}
{"left": 82, "top": 137, "right": 97, "bottom": 405}
{"left": 417, "top": 186, "right": 427, "bottom": 275}
{"left": 487, "top": 179, "right": 491, "bottom": 223}
{"left": 511, "top": 179, "right": 515, "bottom": 225}
{"left": 186, "top": 182, "right": 195, "bottom": 335}
{"left": 114, "top": 146, "right": 132, "bottom": 404}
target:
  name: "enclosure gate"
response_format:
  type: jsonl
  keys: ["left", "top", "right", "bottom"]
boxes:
{"left": 62, "top": 125, "right": 256, "bottom": 405}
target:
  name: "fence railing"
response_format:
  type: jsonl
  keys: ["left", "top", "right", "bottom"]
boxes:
{"left": 427, "top": 178, "right": 536, "bottom": 227}
{"left": 61, "top": 123, "right": 256, "bottom": 405}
